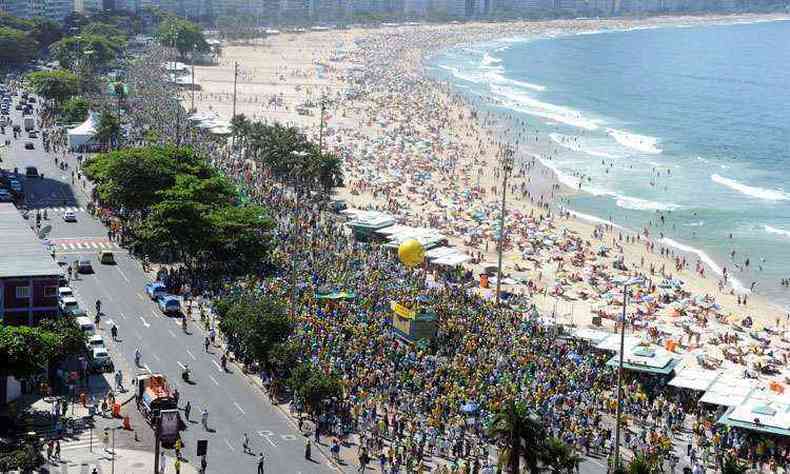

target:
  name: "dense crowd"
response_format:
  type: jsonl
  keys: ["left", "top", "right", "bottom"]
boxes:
{"left": 94, "top": 45, "right": 790, "bottom": 474}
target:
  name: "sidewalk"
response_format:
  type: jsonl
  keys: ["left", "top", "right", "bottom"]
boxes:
{"left": 41, "top": 448, "right": 199, "bottom": 473}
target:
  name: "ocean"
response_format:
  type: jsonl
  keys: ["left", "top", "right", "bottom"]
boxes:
{"left": 429, "top": 19, "right": 790, "bottom": 306}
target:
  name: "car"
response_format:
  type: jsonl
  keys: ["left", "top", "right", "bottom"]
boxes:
{"left": 57, "top": 286, "right": 74, "bottom": 300}
{"left": 87, "top": 334, "right": 106, "bottom": 351}
{"left": 24, "top": 142, "right": 34, "bottom": 150}
{"left": 77, "top": 257, "right": 92, "bottom": 273}
{"left": 144, "top": 281, "right": 167, "bottom": 300}
{"left": 90, "top": 347, "right": 113, "bottom": 372}
{"left": 156, "top": 294, "right": 181, "bottom": 315}
{"left": 98, "top": 250, "right": 115, "bottom": 264}
{"left": 24, "top": 166, "right": 38, "bottom": 178}
{"left": 63, "top": 210, "right": 77, "bottom": 222}
{"left": 59, "top": 296, "right": 79, "bottom": 314}
{"left": 27, "top": 130, "right": 37, "bottom": 138}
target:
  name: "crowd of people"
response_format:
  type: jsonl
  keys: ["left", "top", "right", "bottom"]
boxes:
{"left": 77, "top": 33, "right": 790, "bottom": 473}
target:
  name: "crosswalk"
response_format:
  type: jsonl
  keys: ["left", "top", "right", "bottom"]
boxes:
{"left": 31, "top": 206, "right": 86, "bottom": 213}
{"left": 51, "top": 238, "right": 118, "bottom": 251}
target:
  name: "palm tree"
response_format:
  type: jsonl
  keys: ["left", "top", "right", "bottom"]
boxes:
{"left": 541, "top": 437, "right": 582, "bottom": 473}
{"left": 625, "top": 452, "right": 659, "bottom": 474}
{"left": 488, "top": 400, "right": 547, "bottom": 473}
{"left": 721, "top": 455, "right": 748, "bottom": 474}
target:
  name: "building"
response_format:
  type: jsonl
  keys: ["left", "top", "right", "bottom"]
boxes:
{"left": 0, "top": 203, "right": 61, "bottom": 326}
{"left": 1, "top": 0, "right": 75, "bottom": 21}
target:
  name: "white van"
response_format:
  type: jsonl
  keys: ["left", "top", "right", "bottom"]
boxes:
{"left": 75, "top": 316, "right": 96, "bottom": 336}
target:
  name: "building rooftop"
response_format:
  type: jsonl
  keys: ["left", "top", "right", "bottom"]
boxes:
{"left": 0, "top": 203, "right": 61, "bottom": 279}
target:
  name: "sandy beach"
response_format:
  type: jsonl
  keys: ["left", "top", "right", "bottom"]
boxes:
{"left": 189, "top": 13, "right": 790, "bottom": 379}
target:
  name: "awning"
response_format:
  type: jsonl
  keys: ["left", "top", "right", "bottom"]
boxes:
{"left": 606, "top": 355, "right": 681, "bottom": 375}
{"left": 718, "top": 387, "right": 790, "bottom": 436}
{"left": 700, "top": 374, "right": 758, "bottom": 407}
{"left": 668, "top": 367, "right": 721, "bottom": 392}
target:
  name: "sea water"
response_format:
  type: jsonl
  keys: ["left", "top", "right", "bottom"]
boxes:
{"left": 429, "top": 19, "right": 790, "bottom": 306}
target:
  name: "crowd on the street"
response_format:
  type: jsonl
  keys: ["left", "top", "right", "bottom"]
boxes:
{"left": 58, "top": 43, "right": 790, "bottom": 474}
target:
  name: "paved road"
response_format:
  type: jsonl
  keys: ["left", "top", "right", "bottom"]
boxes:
{"left": 3, "top": 102, "right": 335, "bottom": 474}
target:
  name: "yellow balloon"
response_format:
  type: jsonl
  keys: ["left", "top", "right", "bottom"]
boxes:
{"left": 398, "top": 239, "right": 425, "bottom": 268}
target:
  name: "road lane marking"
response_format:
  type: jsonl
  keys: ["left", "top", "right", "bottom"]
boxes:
{"left": 233, "top": 402, "right": 246, "bottom": 415}
{"left": 176, "top": 361, "right": 186, "bottom": 369}
{"left": 144, "top": 364, "right": 151, "bottom": 373}
{"left": 224, "top": 439, "right": 235, "bottom": 451}
{"left": 117, "top": 266, "right": 130, "bottom": 283}
{"left": 119, "top": 312, "right": 127, "bottom": 320}
{"left": 212, "top": 360, "right": 223, "bottom": 372}
{"left": 152, "top": 353, "right": 161, "bottom": 362}
{"left": 257, "top": 430, "right": 277, "bottom": 447}
{"left": 186, "top": 349, "right": 196, "bottom": 360}
{"left": 139, "top": 316, "right": 150, "bottom": 328}
{"left": 136, "top": 293, "right": 144, "bottom": 301}
{"left": 151, "top": 310, "right": 160, "bottom": 319}
{"left": 168, "top": 329, "right": 176, "bottom": 338}
{"left": 209, "top": 375, "right": 219, "bottom": 386}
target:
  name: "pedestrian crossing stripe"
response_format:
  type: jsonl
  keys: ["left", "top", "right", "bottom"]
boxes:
{"left": 31, "top": 207, "right": 85, "bottom": 212}
{"left": 58, "top": 242, "right": 115, "bottom": 250}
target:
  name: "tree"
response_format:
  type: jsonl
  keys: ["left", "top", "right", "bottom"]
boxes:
{"left": 62, "top": 96, "right": 89, "bottom": 123}
{"left": 625, "top": 453, "right": 660, "bottom": 474}
{"left": 0, "top": 27, "right": 38, "bottom": 64}
{"left": 488, "top": 400, "right": 547, "bottom": 474}
{"left": 51, "top": 34, "right": 122, "bottom": 70}
{"left": 157, "top": 18, "right": 208, "bottom": 58}
{"left": 27, "top": 70, "right": 79, "bottom": 104}
{"left": 0, "top": 325, "right": 54, "bottom": 378}
{"left": 288, "top": 363, "right": 342, "bottom": 419}
{"left": 39, "top": 317, "right": 88, "bottom": 359}
{"left": 83, "top": 146, "right": 180, "bottom": 212}
{"left": 81, "top": 21, "right": 126, "bottom": 41}
{"left": 541, "top": 437, "right": 582, "bottom": 474}
{"left": 721, "top": 455, "right": 748, "bottom": 474}
{"left": 0, "top": 438, "right": 45, "bottom": 472}
{"left": 94, "top": 111, "right": 121, "bottom": 150}
{"left": 30, "top": 18, "right": 63, "bottom": 49}
{"left": 207, "top": 205, "right": 274, "bottom": 275}
{"left": 216, "top": 292, "right": 293, "bottom": 368}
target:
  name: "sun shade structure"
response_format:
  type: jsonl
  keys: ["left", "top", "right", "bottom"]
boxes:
{"left": 719, "top": 387, "right": 790, "bottom": 436}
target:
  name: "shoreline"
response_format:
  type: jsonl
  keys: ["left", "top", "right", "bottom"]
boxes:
{"left": 190, "top": 12, "right": 790, "bottom": 374}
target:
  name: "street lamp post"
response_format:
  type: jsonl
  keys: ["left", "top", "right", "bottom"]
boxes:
{"left": 494, "top": 146, "right": 514, "bottom": 306}
{"left": 613, "top": 276, "right": 644, "bottom": 470}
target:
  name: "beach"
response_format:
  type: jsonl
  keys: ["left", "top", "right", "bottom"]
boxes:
{"left": 189, "top": 13, "right": 790, "bottom": 376}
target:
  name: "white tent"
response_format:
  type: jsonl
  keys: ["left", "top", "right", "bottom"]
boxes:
{"left": 67, "top": 112, "right": 98, "bottom": 150}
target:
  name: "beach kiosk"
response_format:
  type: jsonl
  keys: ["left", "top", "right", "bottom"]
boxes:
{"left": 390, "top": 301, "right": 437, "bottom": 344}
{"left": 347, "top": 211, "right": 395, "bottom": 241}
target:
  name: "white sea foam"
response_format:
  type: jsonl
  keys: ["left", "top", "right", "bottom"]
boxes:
{"left": 566, "top": 208, "right": 625, "bottom": 229}
{"left": 659, "top": 237, "right": 749, "bottom": 294}
{"left": 614, "top": 195, "right": 681, "bottom": 211}
{"left": 437, "top": 64, "right": 483, "bottom": 84}
{"left": 483, "top": 68, "right": 546, "bottom": 92}
{"left": 533, "top": 154, "right": 609, "bottom": 196}
{"left": 606, "top": 128, "right": 662, "bottom": 154}
{"left": 764, "top": 224, "right": 790, "bottom": 238}
{"left": 686, "top": 221, "right": 705, "bottom": 227}
{"left": 550, "top": 133, "right": 618, "bottom": 159}
{"left": 492, "top": 85, "right": 600, "bottom": 130}
{"left": 711, "top": 174, "right": 790, "bottom": 201}
{"left": 481, "top": 53, "right": 501, "bottom": 66}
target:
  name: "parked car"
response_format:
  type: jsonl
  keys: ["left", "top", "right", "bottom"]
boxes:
{"left": 59, "top": 296, "right": 79, "bottom": 314}
{"left": 156, "top": 294, "right": 181, "bottom": 315}
{"left": 75, "top": 316, "right": 96, "bottom": 336}
{"left": 57, "top": 286, "right": 74, "bottom": 300}
{"left": 97, "top": 250, "right": 115, "bottom": 264}
{"left": 144, "top": 281, "right": 167, "bottom": 300}
{"left": 87, "top": 334, "right": 106, "bottom": 351}
{"left": 24, "top": 141, "right": 34, "bottom": 150}
{"left": 90, "top": 347, "right": 113, "bottom": 372}
{"left": 63, "top": 210, "right": 77, "bottom": 222}
{"left": 77, "top": 257, "right": 92, "bottom": 273}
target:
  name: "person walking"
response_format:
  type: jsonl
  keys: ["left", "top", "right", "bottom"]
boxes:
{"left": 159, "top": 451, "right": 167, "bottom": 473}
{"left": 257, "top": 452, "right": 265, "bottom": 474}
{"left": 242, "top": 433, "right": 251, "bottom": 454}
{"left": 115, "top": 370, "right": 124, "bottom": 392}
{"left": 174, "top": 457, "right": 181, "bottom": 474}
{"left": 200, "top": 455, "right": 207, "bottom": 474}
{"left": 54, "top": 439, "right": 61, "bottom": 460}
{"left": 201, "top": 408, "right": 209, "bottom": 430}
{"left": 184, "top": 401, "right": 191, "bottom": 421}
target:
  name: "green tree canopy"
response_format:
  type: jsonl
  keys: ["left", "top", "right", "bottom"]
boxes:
{"left": 288, "top": 363, "right": 343, "bottom": 419}
{"left": 0, "top": 321, "right": 84, "bottom": 379}
{"left": 0, "top": 27, "right": 38, "bottom": 64}
{"left": 216, "top": 292, "right": 293, "bottom": 368}
{"left": 27, "top": 69, "right": 79, "bottom": 104}
{"left": 157, "top": 18, "right": 208, "bottom": 58}
{"left": 94, "top": 111, "right": 121, "bottom": 150}
{"left": 51, "top": 33, "right": 122, "bottom": 70}
{"left": 81, "top": 21, "right": 126, "bottom": 41}
{"left": 62, "top": 96, "right": 90, "bottom": 123}
{"left": 30, "top": 18, "right": 63, "bottom": 49}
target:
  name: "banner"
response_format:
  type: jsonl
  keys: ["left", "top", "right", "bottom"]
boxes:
{"left": 390, "top": 301, "right": 416, "bottom": 319}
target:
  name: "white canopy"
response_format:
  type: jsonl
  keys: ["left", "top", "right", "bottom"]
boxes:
{"left": 669, "top": 367, "right": 722, "bottom": 392}
{"left": 67, "top": 112, "right": 98, "bottom": 149}
{"left": 700, "top": 373, "right": 758, "bottom": 407}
